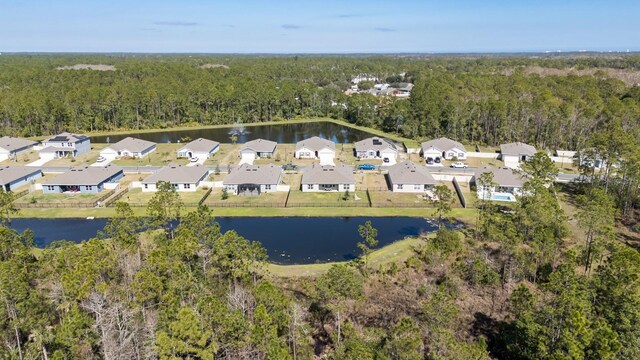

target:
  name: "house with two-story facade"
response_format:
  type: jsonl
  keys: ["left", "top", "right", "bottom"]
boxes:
{"left": 39, "top": 132, "right": 91, "bottom": 160}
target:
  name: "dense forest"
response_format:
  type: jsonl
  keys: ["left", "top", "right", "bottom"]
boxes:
{"left": 1, "top": 155, "right": 640, "bottom": 359}
{"left": 1, "top": 54, "right": 640, "bottom": 151}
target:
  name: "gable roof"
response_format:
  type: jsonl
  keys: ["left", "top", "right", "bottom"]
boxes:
{"left": 43, "top": 165, "right": 123, "bottom": 186}
{"left": 178, "top": 138, "right": 220, "bottom": 153}
{"left": 0, "top": 166, "right": 41, "bottom": 185}
{"left": 354, "top": 137, "right": 397, "bottom": 153}
{"left": 387, "top": 161, "right": 436, "bottom": 185}
{"left": 295, "top": 136, "right": 336, "bottom": 152}
{"left": 421, "top": 137, "right": 466, "bottom": 153}
{"left": 500, "top": 142, "right": 537, "bottom": 157}
{"left": 104, "top": 137, "right": 156, "bottom": 153}
{"left": 142, "top": 164, "right": 209, "bottom": 184}
{"left": 241, "top": 139, "right": 277, "bottom": 153}
{"left": 0, "top": 137, "right": 37, "bottom": 153}
{"left": 44, "top": 132, "right": 89, "bottom": 144}
{"left": 475, "top": 166, "right": 525, "bottom": 187}
{"left": 301, "top": 164, "right": 355, "bottom": 185}
{"left": 224, "top": 164, "right": 282, "bottom": 185}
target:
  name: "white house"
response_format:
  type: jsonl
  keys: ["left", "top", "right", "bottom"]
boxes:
{"left": 295, "top": 136, "right": 336, "bottom": 165}
{"left": 500, "top": 142, "right": 537, "bottom": 169}
{"left": 176, "top": 138, "right": 220, "bottom": 159}
{"left": 421, "top": 137, "right": 467, "bottom": 161}
{"left": 0, "top": 137, "right": 37, "bottom": 162}
{"left": 301, "top": 164, "right": 355, "bottom": 193}
{"left": 39, "top": 132, "right": 91, "bottom": 160}
{"left": 353, "top": 137, "right": 398, "bottom": 165}
{"left": 387, "top": 161, "right": 437, "bottom": 193}
{"left": 223, "top": 164, "right": 282, "bottom": 196}
{"left": 141, "top": 164, "right": 210, "bottom": 192}
{"left": 474, "top": 166, "right": 525, "bottom": 202}
{"left": 240, "top": 139, "right": 277, "bottom": 164}
{"left": 100, "top": 137, "right": 157, "bottom": 160}
{"left": 0, "top": 166, "right": 42, "bottom": 192}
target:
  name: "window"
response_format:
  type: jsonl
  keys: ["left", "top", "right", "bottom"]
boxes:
{"left": 85, "top": 186, "right": 93, "bottom": 191}
{"left": 448, "top": 152, "right": 455, "bottom": 158}
{"left": 68, "top": 142, "right": 73, "bottom": 147}
{"left": 47, "top": 185, "right": 55, "bottom": 191}
{"left": 459, "top": 152, "right": 464, "bottom": 158}
{"left": 307, "top": 184, "right": 314, "bottom": 190}
{"left": 184, "top": 184, "right": 191, "bottom": 189}
{"left": 144, "top": 184, "right": 148, "bottom": 189}
{"left": 414, "top": 185, "right": 421, "bottom": 190}
{"left": 397, "top": 184, "right": 403, "bottom": 190}
{"left": 265, "top": 185, "right": 271, "bottom": 190}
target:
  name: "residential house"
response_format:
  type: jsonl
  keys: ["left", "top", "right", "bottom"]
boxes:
{"left": 301, "top": 164, "right": 355, "bottom": 192}
{"left": 42, "top": 165, "right": 123, "bottom": 194}
{"left": 387, "top": 161, "right": 436, "bottom": 193}
{"left": 421, "top": 137, "right": 467, "bottom": 161}
{"left": 141, "top": 164, "right": 210, "bottom": 192}
{"left": 39, "top": 132, "right": 91, "bottom": 160}
{"left": 240, "top": 139, "right": 277, "bottom": 162}
{"left": 474, "top": 166, "right": 525, "bottom": 202}
{"left": 176, "top": 138, "right": 220, "bottom": 159}
{"left": 500, "top": 142, "right": 537, "bottom": 169}
{"left": 223, "top": 164, "right": 282, "bottom": 196}
{"left": 100, "top": 137, "right": 157, "bottom": 160}
{"left": 353, "top": 137, "right": 398, "bottom": 165}
{"left": 295, "top": 136, "right": 336, "bottom": 165}
{"left": 0, "top": 137, "right": 37, "bottom": 161}
{"left": 0, "top": 166, "right": 42, "bottom": 192}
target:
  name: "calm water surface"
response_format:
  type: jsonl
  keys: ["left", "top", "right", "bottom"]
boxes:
{"left": 91, "top": 122, "right": 374, "bottom": 144}
{"left": 9, "top": 217, "right": 445, "bottom": 264}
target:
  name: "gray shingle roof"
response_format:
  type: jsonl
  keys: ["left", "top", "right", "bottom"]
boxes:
{"left": 500, "top": 142, "right": 537, "bottom": 157}
{"left": 0, "top": 137, "right": 37, "bottom": 153}
{"left": 475, "top": 166, "right": 525, "bottom": 187}
{"left": 178, "top": 138, "right": 220, "bottom": 153}
{"left": 241, "top": 139, "right": 277, "bottom": 153}
{"left": 354, "top": 137, "right": 397, "bottom": 153}
{"left": 421, "top": 137, "right": 466, "bottom": 153}
{"left": 301, "top": 164, "right": 355, "bottom": 185}
{"left": 43, "top": 165, "right": 123, "bottom": 186}
{"left": 295, "top": 136, "right": 336, "bottom": 152}
{"left": 44, "top": 132, "right": 89, "bottom": 144}
{"left": 0, "top": 166, "right": 41, "bottom": 185}
{"left": 143, "top": 164, "right": 209, "bottom": 184}
{"left": 105, "top": 137, "right": 156, "bottom": 153}
{"left": 224, "top": 164, "right": 282, "bottom": 185}
{"left": 387, "top": 161, "right": 436, "bottom": 185}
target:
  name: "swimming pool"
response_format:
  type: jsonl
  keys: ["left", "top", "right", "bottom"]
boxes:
{"left": 491, "top": 193, "right": 515, "bottom": 202}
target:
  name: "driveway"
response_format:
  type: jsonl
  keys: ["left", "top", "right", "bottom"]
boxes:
{"left": 90, "top": 157, "right": 114, "bottom": 167}
{"left": 186, "top": 157, "right": 206, "bottom": 167}
{"left": 239, "top": 153, "right": 254, "bottom": 165}
{"left": 26, "top": 158, "right": 51, "bottom": 167}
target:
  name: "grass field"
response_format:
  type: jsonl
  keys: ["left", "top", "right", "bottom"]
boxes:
{"left": 14, "top": 189, "right": 106, "bottom": 205}
{"left": 123, "top": 187, "right": 208, "bottom": 206}
{"left": 0, "top": 150, "right": 40, "bottom": 165}
{"left": 286, "top": 189, "right": 368, "bottom": 206}
{"left": 206, "top": 189, "right": 288, "bottom": 206}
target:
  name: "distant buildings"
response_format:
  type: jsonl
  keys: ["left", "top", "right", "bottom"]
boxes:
{"left": 421, "top": 137, "right": 467, "bottom": 161}
{"left": 354, "top": 137, "right": 398, "bottom": 165}
{"left": 240, "top": 139, "right": 277, "bottom": 162}
{"left": 0, "top": 166, "right": 42, "bottom": 192}
{"left": 500, "top": 142, "right": 537, "bottom": 169}
{"left": 295, "top": 136, "right": 336, "bottom": 165}
{"left": 177, "top": 138, "right": 220, "bottom": 159}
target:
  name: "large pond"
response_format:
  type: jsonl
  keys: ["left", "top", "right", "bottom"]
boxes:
{"left": 91, "top": 122, "right": 374, "bottom": 144}
{"left": 8, "top": 217, "right": 446, "bottom": 264}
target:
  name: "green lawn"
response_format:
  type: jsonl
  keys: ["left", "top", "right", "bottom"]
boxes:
{"left": 287, "top": 190, "right": 368, "bottom": 206}
{"left": 14, "top": 190, "right": 106, "bottom": 205}
{"left": 368, "top": 191, "right": 433, "bottom": 207}
{"left": 206, "top": 189, "right": 288, "bottom": 206}
{"left": 123, "top": 187, "right": 208, "bottom": 206}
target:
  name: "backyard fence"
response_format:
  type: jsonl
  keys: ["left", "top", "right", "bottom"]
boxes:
{"left": 104, "top": 187, "right": 130, "bottom": 207}
{"left": 452, "top": 177, "right": 467, "bottom": 208}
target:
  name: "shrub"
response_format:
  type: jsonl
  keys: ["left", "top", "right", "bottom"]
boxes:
{"left": 221, "top": 188, "right": 229, "bottom": 200}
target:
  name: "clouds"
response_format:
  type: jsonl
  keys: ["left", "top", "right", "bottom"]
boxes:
{"left": 153, "top": 21, "right": 198, "bottom": 27}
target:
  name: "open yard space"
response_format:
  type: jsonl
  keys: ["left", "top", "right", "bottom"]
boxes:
{"left": 205, "top": 143, "right": 241, "bottom": 165}
{"left": 123, "top": 187, "right": 209, "bottom": 207}
{"left": 442, "top": 156, "right": 501, "bottom": 168}
{"left": 368, "top": 191, "right": 434, "bottom": 208}
{"left": 253, "top": 144, "right": 292, "bottom": 165}
{"left": 14, "top": 189, "right": 107, "bottom": 206}
{"left": 0, "top": 150, "right": 40, "bottom": 165}
{"left": 110, "top": 143, "right": 189, "bottom": 166}
{"left": 287, "top": 189, "right": 368, "bottom": 206}
{"left": 206, "top": 189, "right": 288, "bottom": 207}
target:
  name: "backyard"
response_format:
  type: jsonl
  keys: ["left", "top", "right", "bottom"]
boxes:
{"left": 123, "top": 187, "right": 209, "bottom": 207}
{"left": 111, "top": 143, "right": 189, "bottom": 166}
{"left": 14, "top": 189, "right": 108, "bottom": 206}
{"left": 205, "top": 189, "right": 288, "bottom": 207}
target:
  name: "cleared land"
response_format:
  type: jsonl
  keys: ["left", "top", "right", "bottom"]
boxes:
{"left": 14, "top": 189, "right": 107, "bottom": 205}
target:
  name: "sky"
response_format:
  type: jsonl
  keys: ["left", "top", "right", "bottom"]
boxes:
{"left": 1, "top": 0, "right": 639, "bottom": 53}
